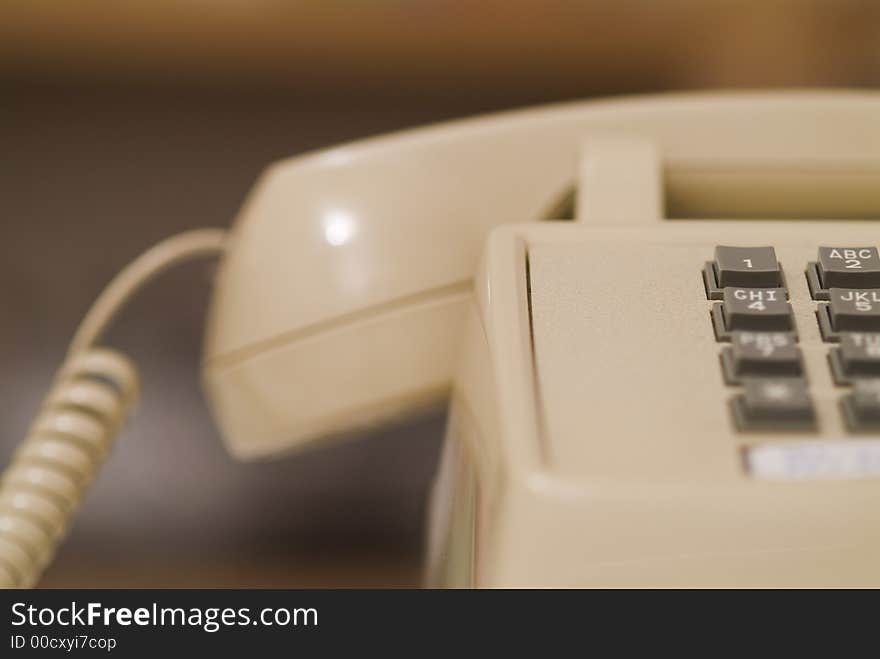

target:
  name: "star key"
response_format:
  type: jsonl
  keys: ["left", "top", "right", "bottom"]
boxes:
{"left": 732, "top": 379, "right": 816, "bottom": 431}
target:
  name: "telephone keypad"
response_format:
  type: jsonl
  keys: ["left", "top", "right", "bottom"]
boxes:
{"left": 706, "top": 244, "right": 814, "bottom": 432}
{"left": 806, "top": 248, "right": 880, "bottom": 432}
{"left": 704, "top": 244, "right": 880, "bottom": 435}
{"left": 732, "top": 379, "right": 816, "bottom": 431}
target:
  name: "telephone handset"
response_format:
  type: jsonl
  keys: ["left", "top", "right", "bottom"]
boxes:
{"left": 202, "top": 90, "right": 880, "bottom": 459}
{"left": 2, "top": 91, "right": 880, "bottom": 588}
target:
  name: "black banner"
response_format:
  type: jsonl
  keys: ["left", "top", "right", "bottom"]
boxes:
{"left": 0, "top": 589, "right": 871, "bottom": 654}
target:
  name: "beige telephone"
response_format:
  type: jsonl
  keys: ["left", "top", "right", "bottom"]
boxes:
{"left": 2, "top": 91, "right": 880, "bottom": 588}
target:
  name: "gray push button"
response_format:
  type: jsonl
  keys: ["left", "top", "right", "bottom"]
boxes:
{"left": 830, "top": 333, "right": 880, "bottom": 382}
{"left": 817, "top": 247, "right": 880, "bottom": 289}
{"left": 732, "top": 379, "right": 816, "bottom": 431}
{"left": 721, "top": 288, "right": 794, "bottom": 331}
{"left": 842, "top": 380, "right": 880, "bottom": 431}
{"left": 721, "top": 332, "right": 803, "bottom": 383}
{"left": 839, "top": 333, "right": 880, "bottom": 374}
{"left": 827, "top": 288, "right": 880, "bottom": 331}
{"left": 713, "top": 246, "right": 782, "bottom": 288}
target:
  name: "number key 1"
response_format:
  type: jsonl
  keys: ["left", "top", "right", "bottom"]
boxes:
{"left": 713, "top": 246, "right": 783, "bottom": 288}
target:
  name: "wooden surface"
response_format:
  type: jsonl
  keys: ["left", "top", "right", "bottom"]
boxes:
{"left": 1, "top": 1, "right": 878, "bottom": 96}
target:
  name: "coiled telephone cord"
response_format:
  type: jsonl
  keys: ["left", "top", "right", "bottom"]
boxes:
{"left": 0, "top": 229, "right": 227, "bottom": 587}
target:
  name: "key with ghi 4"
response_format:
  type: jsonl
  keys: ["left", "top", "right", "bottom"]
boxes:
{"left": 721, "top": 287, "right": 794, "bottom": 332}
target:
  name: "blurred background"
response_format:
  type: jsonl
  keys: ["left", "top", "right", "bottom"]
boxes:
{"left": 1, "top": 1, "right": 879, "bottom": 587}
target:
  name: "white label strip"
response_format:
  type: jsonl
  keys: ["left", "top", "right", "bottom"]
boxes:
{"left": 746, "top": 440, "right": 880, "bottom": 481}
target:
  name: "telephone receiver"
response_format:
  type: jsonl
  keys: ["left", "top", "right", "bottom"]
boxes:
{"left": 203, "top": 91, "right": 880, "bottom": 458}
{"left": 3, "top": 91, "right": 880, "bottom": 588}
